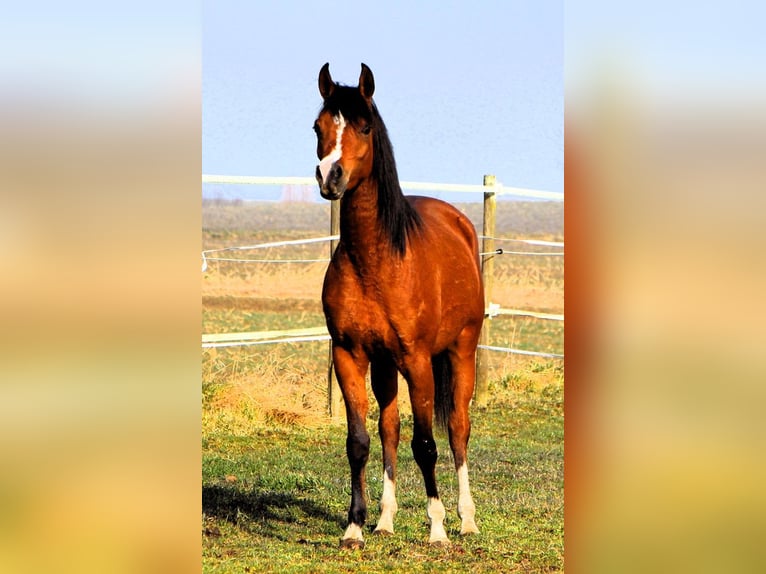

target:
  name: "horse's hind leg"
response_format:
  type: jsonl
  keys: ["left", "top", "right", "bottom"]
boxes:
{"left": 333, "top": 345, "right": 371, "bottom": 549}
{"left": 371, "top": 357, "right": 399, "bottom": 535}
{"left": 404, "top": 353, "right": 450, "bottom": 546}
{"left": 448, "top": 337, "right": 480, "bottom": 535}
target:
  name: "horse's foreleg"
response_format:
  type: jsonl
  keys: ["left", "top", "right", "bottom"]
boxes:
{"left": 404, "top": 355, "right": 450, "bottom": 546}
{"left": 448, "top": 339, "right": 480, "bottom": 535}
{"left": 333, "top": 345, "right": 370, "bottom": 549}
{"left": 456, "top": 462, "right": 478, "bottom": 535}
{"left": 371, "top": 358, "right": 400, "bottom": 535}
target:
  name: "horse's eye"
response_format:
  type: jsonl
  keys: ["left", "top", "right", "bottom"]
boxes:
{"left": 360, "top": 124, "right": 371, "bottom": 135}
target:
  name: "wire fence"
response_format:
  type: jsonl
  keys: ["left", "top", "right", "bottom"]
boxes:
{"left": 202, "top": 173, "right": 563, "bottom": 414}
{"left": 201, "top": 235, "right": 564, "bottom": 269}
{"left": 202, "top": 232, "right": 563, "bottom": 358}
{"left": 202, "top": 174, "right": 563, "bottom": 361}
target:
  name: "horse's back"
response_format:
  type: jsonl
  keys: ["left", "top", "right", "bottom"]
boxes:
{"left": 408, "top": 196, "right": 482, "bottom": 275}
{"left": 408, "top": 196, "right": 479, "bottom": 256}
{"left": 322, "top": 195, "right": 483, "bottom": 354}
{"left": 408, "top": 195, "right": 484, "bottom": 326}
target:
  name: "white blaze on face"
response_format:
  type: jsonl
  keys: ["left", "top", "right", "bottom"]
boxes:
{"left": 318, "top": 112, "right": 346, "bottom": 184}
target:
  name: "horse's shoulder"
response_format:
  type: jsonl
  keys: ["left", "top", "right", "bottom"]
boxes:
{"left": 407, "top": 196, "right": 479, "bottom": 251}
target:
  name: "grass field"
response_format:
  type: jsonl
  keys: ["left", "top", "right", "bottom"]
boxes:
{"left": 202, "top": 199, "right": 564, "bottom": 572}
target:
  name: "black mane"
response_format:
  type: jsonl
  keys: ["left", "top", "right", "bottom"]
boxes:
{"left": 322, "top": 86, "right": 422, "bottom": 255}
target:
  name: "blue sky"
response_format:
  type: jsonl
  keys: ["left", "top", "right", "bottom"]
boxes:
{"left": 566, "top": 1, "right": 766, "bottom": 104}
{"left": 1, "top": 1, "right": 197, "bottom": 107}
{"left": 203, "top": 1, "right": 563, "bottom": 201}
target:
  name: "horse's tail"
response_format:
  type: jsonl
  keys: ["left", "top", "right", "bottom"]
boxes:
{"left": 432, "top": 351, "right": 453, "bottom": 432}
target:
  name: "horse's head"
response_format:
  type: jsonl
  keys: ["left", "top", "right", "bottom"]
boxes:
{"left": 314, "top": 63, "right": 376, "bottom": 200}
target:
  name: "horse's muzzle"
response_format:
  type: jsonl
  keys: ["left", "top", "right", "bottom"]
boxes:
{"left": 316, "top": 163, "right": 346, "bottom": 200}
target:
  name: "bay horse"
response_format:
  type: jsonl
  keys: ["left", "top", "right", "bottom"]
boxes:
{"left": 314, "top": 63, "right": 484, "bottom": 549}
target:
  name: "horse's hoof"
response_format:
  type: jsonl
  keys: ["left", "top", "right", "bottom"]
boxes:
{"left": 429, "top": 538, "right": 451, "bottom": 548}
{"left": 339, "top": 538, "right": 365, "bottom": 550}
{"left": 372, "top": 528, "right": 393, "bottom": 537}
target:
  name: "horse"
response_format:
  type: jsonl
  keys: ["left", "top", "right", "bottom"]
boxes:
{"left": 314, "top": 63, "right": 485, "bottom": 549}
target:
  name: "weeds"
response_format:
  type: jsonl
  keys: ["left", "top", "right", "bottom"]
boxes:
{"left": 202, "top": 364, "right": 563, "bottom": 573}
{"left": 202, "top": 199, "right": 563, "bottom": 572}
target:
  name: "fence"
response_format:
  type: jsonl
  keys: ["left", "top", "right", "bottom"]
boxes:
{"left": 202, "top": 174, "right": 563, "bottom": 415}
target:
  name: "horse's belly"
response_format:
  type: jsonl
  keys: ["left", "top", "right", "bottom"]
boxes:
{"left": 322, "top": 256, "right": 483, "bottom": 357}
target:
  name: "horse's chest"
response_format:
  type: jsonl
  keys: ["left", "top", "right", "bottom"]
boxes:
{"left": 322, "top": 273, "right": 403, "bottom": 351}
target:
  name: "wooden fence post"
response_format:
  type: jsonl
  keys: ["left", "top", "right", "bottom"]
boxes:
{"left": 475, "top": 175, "right": 496, "bottom": 407}
{"left": 327, "top": 199, "right": 344, "bottom": 419}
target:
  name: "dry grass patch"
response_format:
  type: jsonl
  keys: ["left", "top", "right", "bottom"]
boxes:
{"left": 203, "top": 347, "right": 328, "bottom": 433}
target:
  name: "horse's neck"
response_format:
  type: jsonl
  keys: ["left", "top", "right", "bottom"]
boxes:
{"left": 338, "top": 180, "right": 384, "bottom": 267}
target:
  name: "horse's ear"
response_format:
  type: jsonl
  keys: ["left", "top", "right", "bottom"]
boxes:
{"left": 359, "top": 63, "right": 375, "bottom": 101}
{"left": 318, "top": 63, "right": 335, "bottom": 100}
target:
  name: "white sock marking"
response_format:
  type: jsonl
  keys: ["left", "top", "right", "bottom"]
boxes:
{"left": 457, "top": 462, "right": 479, "bottom": 534}
{"left": 342, "top": 522, "right": 363, "bottom": 542}
{"left": 427, "top": 497, "right": 450, "bottom": 544}
{"left": 318, "top": 112, "right": 345, "bottom": 184}
{"left": 375, "top": 470, "right": 398, "bottom": 533}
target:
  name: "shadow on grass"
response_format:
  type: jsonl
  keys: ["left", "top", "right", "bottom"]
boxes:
{"left": 203, "top": 484, "right": 345, "bottom": 541}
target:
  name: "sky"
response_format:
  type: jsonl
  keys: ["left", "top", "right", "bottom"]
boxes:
{"left": 2, "top": 4, "right": 766, "bottom": 571}
{"left": 202, "top": 1, "right": 563, "bottom": 201}
{"left": 566, "top": 1, "right": 766, "bottom": 98}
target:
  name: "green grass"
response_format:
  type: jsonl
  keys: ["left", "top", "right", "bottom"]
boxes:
{"left": 202, "top": 199, "right": 563, "bottom": 571}
{"left": 202, "top": 364, "right": 563, "bottom": 573}
{"left": 203, "top": 299, "right": 325, "bottom": 333}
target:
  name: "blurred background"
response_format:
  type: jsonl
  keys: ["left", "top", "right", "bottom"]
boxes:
{"left": 0, "top": 2, "right": 201, "bottom": 572}
{"left": 1, "top": 1, "right": 764, "bottom": 572}
{"left": 566, "top": 2, "right": 766, "bottom": 572}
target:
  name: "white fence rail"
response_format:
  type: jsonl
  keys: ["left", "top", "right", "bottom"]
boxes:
{"left": 202, "top": 174, "right": 564, "bottom": 201}
{"left": 202, "top": 174, "right": 563, "bottom": 413}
